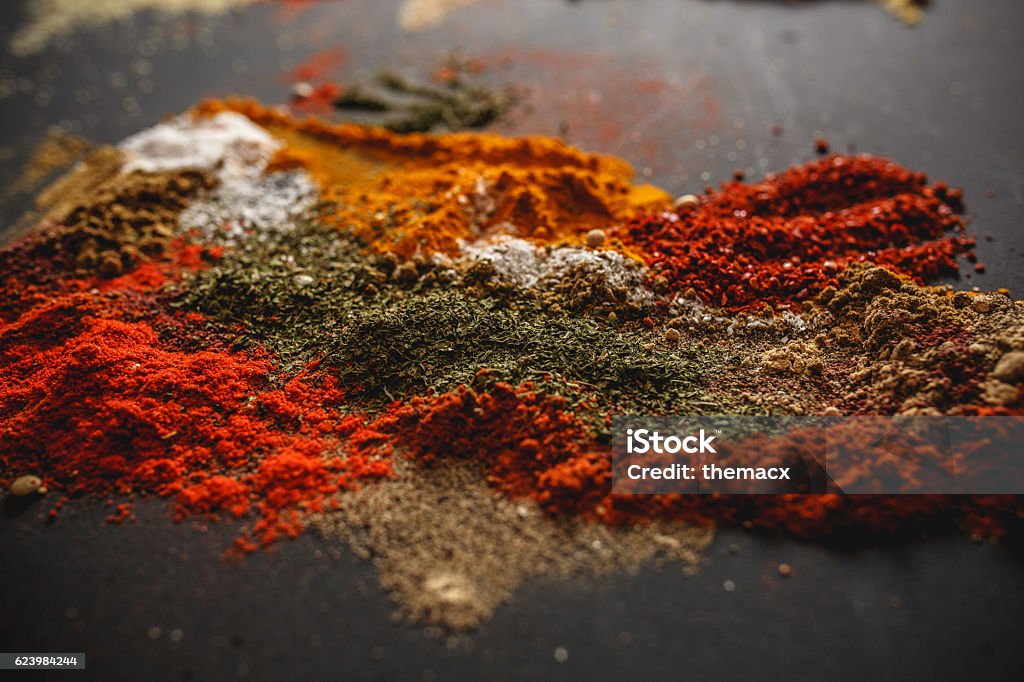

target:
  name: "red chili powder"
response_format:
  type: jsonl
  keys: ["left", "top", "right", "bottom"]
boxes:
{"left": 290, "top": 82, "right": 344, "bottom": 115}
{"left": 357, "top": 383, "right": 1021, "bottom": 540}
{"left": 0, "top": 235, "right": 221, "bottom": 323}
{"left": 272, "top": 0, "right": 324, "bottom": 22}
{"left": 356, "top": 383, "right": 611, "bottom": 513}
{"left": 614, "top": 155, "right": 973, "bottom": 311}
{"left": 0, "top": 294, "right": 390, "bottom": 551}
{"left": 93, "top": 241, "right": 223, "bottom": 293}
{"left": 283, "top": 48, "right": 346, "bottom": 83}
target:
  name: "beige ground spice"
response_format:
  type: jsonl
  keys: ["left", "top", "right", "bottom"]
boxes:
{"left": 1, "top": 134, "right": 96, "bottom": 241}
{"left": 879, "top": 0, "right": 928, "bottom": 25}
{"left": 817, "top": 266, "right": 1024, "bottom": 414}
{"left": 313, "top": 458, "right": 712, "bottom": 630}
{"left": 693, "top": 266, "right": 1024, "bottom": 416}
{"left": 398, "top": 0, "right": 484, "bottom": 32}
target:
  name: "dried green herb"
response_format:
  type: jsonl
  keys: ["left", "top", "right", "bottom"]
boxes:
{"left": 178, "top": 223, "right": 719, "bottom": 417}
{"left": 333, "top": 60, "right": 521, "bottom": 133}
{"left": 328, "top": 288, "right": 712, "bottom": 414}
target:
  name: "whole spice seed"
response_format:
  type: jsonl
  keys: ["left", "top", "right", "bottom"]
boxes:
{"left": 585, "top": 228, "right": 606, "bottom": 248}
{"left": 10, "top": 475, "right": 43, "bottom": 496}
{"left": 291, "top": 81, "right": 315, "bottom": 100}
{"left": 672, "top": 193, "right": 699, "bottom": 211}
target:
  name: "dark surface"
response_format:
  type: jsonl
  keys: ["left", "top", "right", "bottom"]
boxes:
{"left": 3, "top": 500, "right": 1023, "bottom": 681}
{"left": 0, "top": 1, "right": 1023, "bottom": 680}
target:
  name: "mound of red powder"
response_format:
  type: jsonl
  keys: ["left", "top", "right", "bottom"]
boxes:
{"left": 357, "top": 383, "right": 1020, "bottom": 541}
{"left": 0, "top": 294, "right": 390, "bottom": 550}
{"left": 615, "top": 155, "right": 973, "bottom": 311}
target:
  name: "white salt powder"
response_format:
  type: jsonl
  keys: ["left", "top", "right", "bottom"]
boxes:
{"left": 119, "top": 111, "right": 280, "bottom": 177}
{"left": 179, "top": 170, "right": 318, "bottom": 243}
{"left": 120, "top": 112, "right": 319, "bottom": 242}
{"left": 461, "top": 236, "right": 653, "bottom": 306}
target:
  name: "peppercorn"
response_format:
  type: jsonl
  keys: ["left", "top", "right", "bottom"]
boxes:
{"left": 10, "top": 475, "right": 42, "bottom": 496}
{"left": 673, "top": 194, "right": 700, "bottom": 211}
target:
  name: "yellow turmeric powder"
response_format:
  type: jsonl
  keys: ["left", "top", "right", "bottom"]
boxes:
{"left": 194, "top": 99, "right": 668, "bottom": 257}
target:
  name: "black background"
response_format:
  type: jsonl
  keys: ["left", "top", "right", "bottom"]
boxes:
{"left": 1, "top": 1, "right": 1022, "bottom": 680}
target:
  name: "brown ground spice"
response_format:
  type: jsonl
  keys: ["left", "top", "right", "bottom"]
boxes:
{"left": 314, "top": 458, "right": 711, "bottom": 630}
{"left": 1, "top": 133, "right": 96, "bottom": 241}
{"left": 32, "top": 147, "right": 125, "bottom": 219}
{"left": 34, "top": 152, "right": 216, "bottom": 278}
{"left": 755, "top": 267, "right": 1024, "bottom": 416}
{"left": 675, "top": 266, "right": 1024, "bottom": 418}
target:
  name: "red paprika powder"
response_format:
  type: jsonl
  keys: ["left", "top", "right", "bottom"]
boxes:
{"left": 615, "top": 154, "right": 973, "bottom": 311}
{"left": 357, "top": 383, "right": 1021, "bottom": 541}
{"left": 0, "top": 293, "right": 391, "bottom": 551}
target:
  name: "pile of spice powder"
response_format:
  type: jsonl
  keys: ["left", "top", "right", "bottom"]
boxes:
{"left": 196, "top": 99, "right": 668, "bottom": 258}
{"left": 2, "top": 102, "right": 1022, "bottom": 629}
{"left": 614, "top": 155, "right": 972, "bottom": 312}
